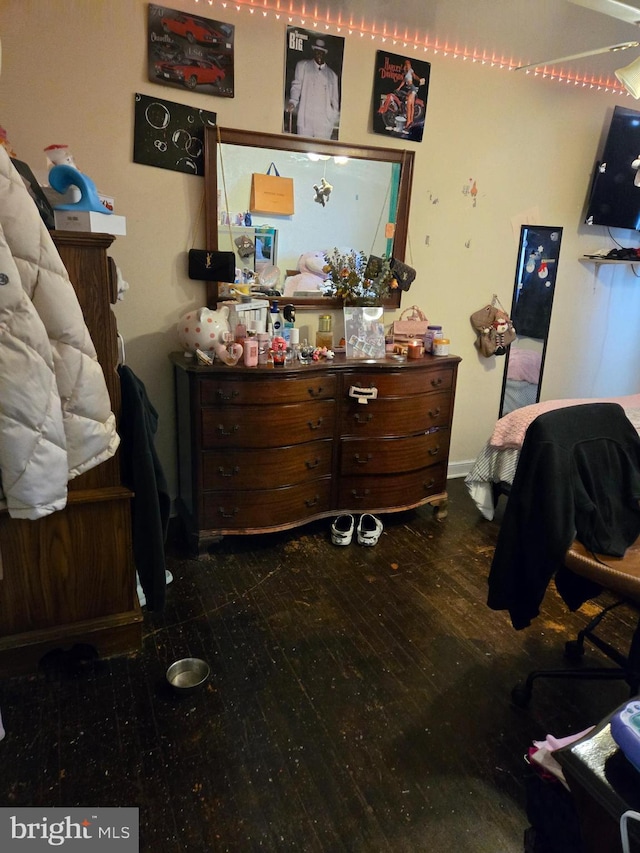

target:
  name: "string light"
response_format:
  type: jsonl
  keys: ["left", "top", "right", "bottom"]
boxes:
{"left": 197, "top": 0, "right": 630, "bottom": 96}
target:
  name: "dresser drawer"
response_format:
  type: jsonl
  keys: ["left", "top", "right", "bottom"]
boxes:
{"left": 202, "top": 400, "right": 335, "bottom": 448}
{"left": 199, "top": 373, "right": 336, "bottom": 406}
{"left": 340, "top": 429, "right": 450, "bottom": 475}
{"left": 340, "top": 390, "right": 451, "bottom": 437}
{"left": 337, "top": 463, "right": 447, "bottom": 511}
{"left": 201, "top": 479, "right": 332, "bottom": 529}
{"left": 202, "top": 440, "right": 333, "bottom": 489}
{"left": 343, "top": 365, "right": 454, "bottom": 399}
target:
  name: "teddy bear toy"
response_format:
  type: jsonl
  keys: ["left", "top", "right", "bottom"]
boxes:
{"left": 283, "top": 251, "right": 330, "bottom": 296}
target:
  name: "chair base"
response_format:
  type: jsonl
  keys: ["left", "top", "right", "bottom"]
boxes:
{"left": 511, "top": 599, "right": 640, "bottom": 708}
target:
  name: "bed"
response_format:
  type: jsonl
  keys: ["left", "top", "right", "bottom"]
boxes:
{"left": 501, "top": 347, "right": 542, "bottom": 415}
{"left": 465, "top": 393, "right": 640, "bottom": 520}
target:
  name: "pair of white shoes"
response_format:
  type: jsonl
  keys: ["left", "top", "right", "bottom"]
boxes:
{"left": 331, "top": 513, "right": 383, "bottom": 546}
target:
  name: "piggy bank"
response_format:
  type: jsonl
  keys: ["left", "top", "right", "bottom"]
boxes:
{"left": 177, "top": 306, "right": 230, "bottom": 355}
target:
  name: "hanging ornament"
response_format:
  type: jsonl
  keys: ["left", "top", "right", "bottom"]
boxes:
{"left": 313, "top": 177, "right": 333, "bottom": 207}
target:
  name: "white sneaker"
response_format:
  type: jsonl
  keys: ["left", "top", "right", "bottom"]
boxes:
{"left": 331, "top": 514, "right": 355, "bottom": 545}
{"left": 357, "top": 514, "right": 383, "bottom": 546}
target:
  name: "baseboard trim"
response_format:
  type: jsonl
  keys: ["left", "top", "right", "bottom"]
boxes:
{"left": 447, "top": 459, "right": 474, "bottom": 479}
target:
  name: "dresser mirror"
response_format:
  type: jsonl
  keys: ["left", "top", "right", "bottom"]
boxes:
{"left": 499, "top": 225, "right": 563, "bottom": 417}
{"left": 203, "top": 127, "right": 414, "bottom": 309}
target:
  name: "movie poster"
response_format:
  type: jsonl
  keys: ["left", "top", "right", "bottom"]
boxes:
{"left": 372, "top": 51, "right": 430, "bottom": 142}
{"left": 283, "top": 27, "right": 344, "bottom": 140}
{"left": 147, "top": 3, "right": 235, "bottom": 98}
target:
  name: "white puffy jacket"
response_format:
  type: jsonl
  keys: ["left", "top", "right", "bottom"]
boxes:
{"left": 0, "top": 147, "right": 119, "bottom": 519}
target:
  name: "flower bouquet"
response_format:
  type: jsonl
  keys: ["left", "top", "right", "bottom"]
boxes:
{"left": 322, "top": 249, "right": 398, "bottom": 305}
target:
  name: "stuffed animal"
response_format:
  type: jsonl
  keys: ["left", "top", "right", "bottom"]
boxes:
{"left": 313, "top": 177, "right": 333, "bottom": 207}
{"left": 283, "top": 251, "right": 330, "bottom": 296}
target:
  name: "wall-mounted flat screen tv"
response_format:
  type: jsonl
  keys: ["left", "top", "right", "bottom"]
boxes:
{"left": 585, "top": 105, "right": 640, "bottom": 231}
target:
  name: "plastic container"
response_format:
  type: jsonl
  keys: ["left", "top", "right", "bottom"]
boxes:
{"left": 243, "top": 337, "right": 258, "bottom": 367}
{"left": 424, "top": 325, "right": 443, "bottom": 354}
{"left": 433, "top": 337, "right": 450, "bottom": 356}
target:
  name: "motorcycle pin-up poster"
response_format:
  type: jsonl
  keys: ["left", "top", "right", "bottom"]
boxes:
{"left": 372, "top": 51, "right": 430, "bottom": 142}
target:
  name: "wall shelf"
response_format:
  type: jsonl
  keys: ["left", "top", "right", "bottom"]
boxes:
{"left": 581, "top": 255, "right": 640, "bottom": 265}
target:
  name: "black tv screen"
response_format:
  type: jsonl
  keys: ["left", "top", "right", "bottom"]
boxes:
{"left": 585, "top": 105, "right": 640, "bottom": 231}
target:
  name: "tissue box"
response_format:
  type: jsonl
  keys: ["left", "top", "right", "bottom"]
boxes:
{"left": 54, "top": 210, "right": 126, "bottom": 235}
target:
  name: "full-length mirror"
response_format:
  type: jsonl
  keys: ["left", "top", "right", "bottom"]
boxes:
{"left": 204, "top": 127, "right": 414, "bottom": 309}
{"left": 499, "top": 225, "right": 563, "bottom": 417}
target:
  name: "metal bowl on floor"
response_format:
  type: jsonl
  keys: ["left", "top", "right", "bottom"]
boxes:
{"left": 166, "top": 657, "right": 210, "bottom": 694}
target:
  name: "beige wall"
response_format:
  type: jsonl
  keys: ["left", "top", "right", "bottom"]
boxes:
{"left": 3, "top": 0, "right": 640, "bottom": 498}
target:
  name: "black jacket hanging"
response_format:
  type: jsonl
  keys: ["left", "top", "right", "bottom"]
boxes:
{"left": 117, "top": 365, "right": 170, "bottom": 611}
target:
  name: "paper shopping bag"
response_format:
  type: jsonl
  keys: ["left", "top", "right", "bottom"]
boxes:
{"left": 250, "top": 162, "right": 294, "bottom": 215}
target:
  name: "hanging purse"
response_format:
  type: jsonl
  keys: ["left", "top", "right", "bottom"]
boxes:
{"left": 470, "top": 295, "right": 515, "bottom": 357}
{"left": 188, "top": 249, "right": 236, "bottom": 282}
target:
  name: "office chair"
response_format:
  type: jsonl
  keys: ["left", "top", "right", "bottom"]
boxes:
{"left": 511, "top": 536, "right": 640, "bottom": 708}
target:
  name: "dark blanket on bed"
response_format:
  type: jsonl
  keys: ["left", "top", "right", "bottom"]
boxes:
{"left": 487, "top": 403, "right": 640, "bottom": 630}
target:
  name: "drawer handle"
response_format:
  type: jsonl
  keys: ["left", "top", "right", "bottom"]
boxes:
{"left": 354, "top": 453, "right": 373, "bottom": 465}
{"left": 216, "top": 388, "right": 240, "bottom": 401}
{"left": 308, "top": 418, "right": 324, "bottom": 430}
{"left": 428, "top": 407, "right": 441, "bottom": 419}
{"left": 308, "top": 386, "right": 324, "bottom": 398}
{"left": 218, "top": 506, "right": 239, "bottom": 519}
{"left": 217, "top": 424, "right": 240, "bottom": 436}
{"left": 354, "top": 413, "right": 373, "bottom": 424}
{"left": 428, "top": 446, "right": 440, "bottom": 457}
{"left": 350, "top": 489, "right": 371, "bottom": 500}
{"left": 305, "top": 494, "right": 321, "bottom": 507}
{"left": 306, "top": 458, "right": 321, "bottom": 469}
{"left": 430, "top": 377, "right": 443, "bottom": 388}
{"left": 423, "top": 478, "right": 436, "bottom": 491}
{"left": 218, "top": 465, "right": 240, "bottom": 477}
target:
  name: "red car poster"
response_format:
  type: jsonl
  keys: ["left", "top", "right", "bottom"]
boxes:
{"left": 147, "top": 3, "right": 234, "bottom": 98}
{"left": 372, "top": 51, "right": 430, "bottom": 142}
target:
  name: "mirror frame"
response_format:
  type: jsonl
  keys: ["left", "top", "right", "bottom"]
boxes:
{"left": 203, "top": 127, "right": 415, "bottom": 309}
{"left": 499, "top": 224, "right": 563, "bottom": 418}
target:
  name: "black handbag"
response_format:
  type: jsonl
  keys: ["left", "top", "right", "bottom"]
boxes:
{"left": 188, "top": 249, "right": 236, "bottom": 282}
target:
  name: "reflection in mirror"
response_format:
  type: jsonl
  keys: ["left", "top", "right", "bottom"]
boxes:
{"left": 499, "top": 225, "right": 563, "bottom": 417}
{"left": 204, "top": 128, "right": 414, "bottom": 309}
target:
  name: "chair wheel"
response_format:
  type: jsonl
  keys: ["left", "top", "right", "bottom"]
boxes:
{"left": 511, "top": 683, "right": 532, "bottom": 708}
{"left": 564, "top": 640, "right": 584, "bottom": 661}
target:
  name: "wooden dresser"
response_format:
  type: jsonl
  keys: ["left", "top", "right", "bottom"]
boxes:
{"left": 171, "top": 352, "right": 460, "bottom": 556}
{"left": 0, "top": 232, "right": 142, "bottom": 676}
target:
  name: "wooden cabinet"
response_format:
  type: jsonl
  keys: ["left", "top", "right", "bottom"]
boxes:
{"left": 0, "top": 233, "right": 142, "bottom": 676}
{"left": 172, "top": 352, "right": 460, "bottom": 556}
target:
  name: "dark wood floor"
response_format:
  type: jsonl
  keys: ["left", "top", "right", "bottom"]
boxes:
{"left": 0, "top": 478, "right": 635, "bottom": 852}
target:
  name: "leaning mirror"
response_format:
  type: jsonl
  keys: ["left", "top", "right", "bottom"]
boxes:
{"left": 499, "top": 225, "right": 563, "bottom": 417}
{"left": 203, "top": 127, "right": 414, "bottom": 309}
